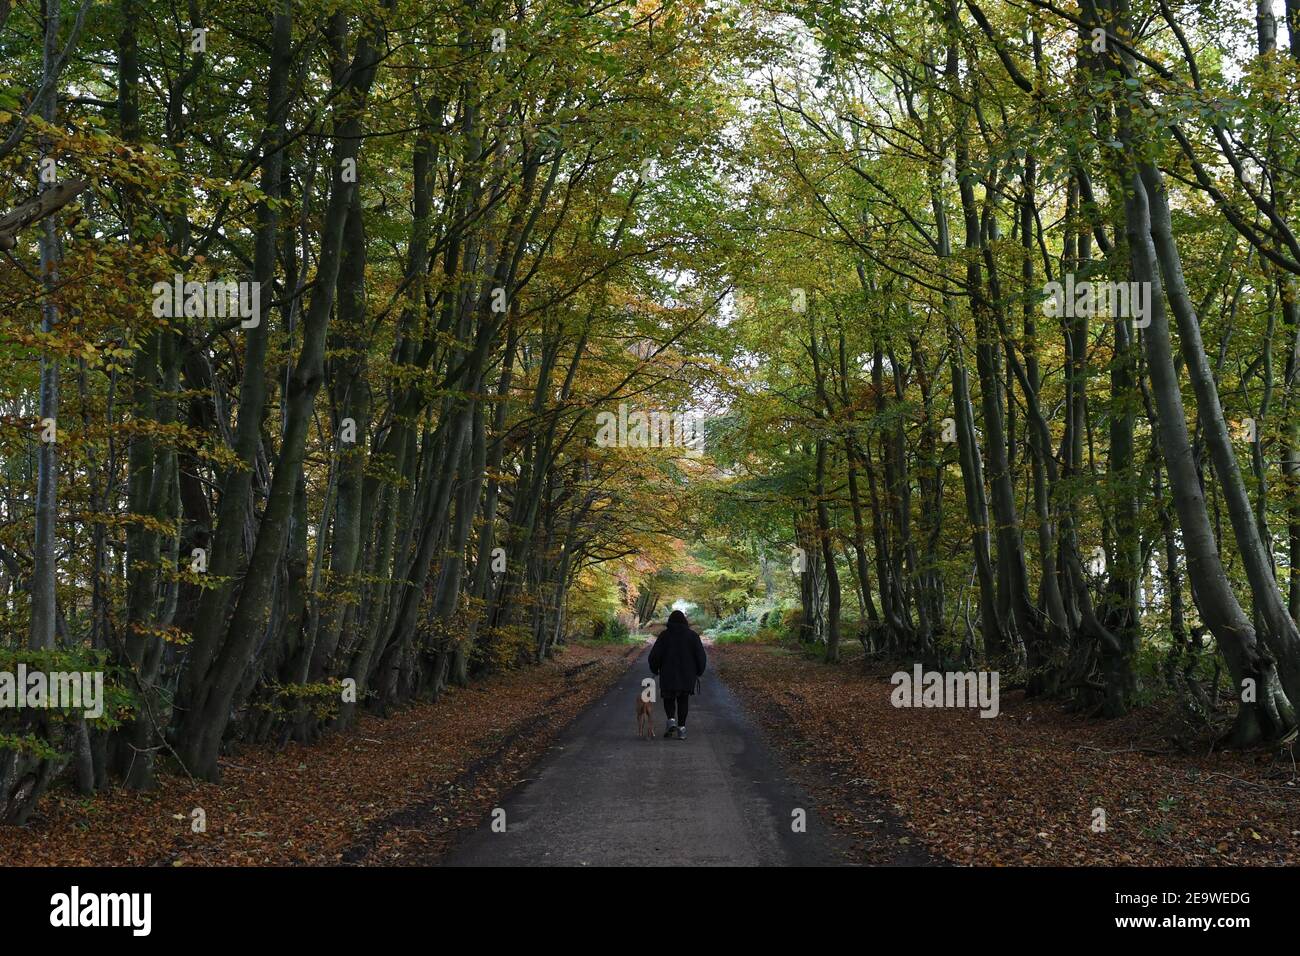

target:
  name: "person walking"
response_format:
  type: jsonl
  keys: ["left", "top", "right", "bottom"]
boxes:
{"left": 648, "top": 610, "right": 707, "bottom": 739}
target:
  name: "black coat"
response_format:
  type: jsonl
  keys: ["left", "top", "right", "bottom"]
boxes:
{"left": 648, "top": 623, "right": 707, "bottom": 694}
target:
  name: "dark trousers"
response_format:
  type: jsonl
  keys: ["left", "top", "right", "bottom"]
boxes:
{"left": 663, "top": 691, "right": 690, "bottom": 725}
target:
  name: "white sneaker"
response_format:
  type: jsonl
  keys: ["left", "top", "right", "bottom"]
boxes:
{"left": 663, "top": 718, "right": 677, "bottom": 739}
{"left": 677, "top": 725, "right": 687, "bottom": 740}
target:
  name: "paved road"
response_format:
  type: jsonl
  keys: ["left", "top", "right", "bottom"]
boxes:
{"left": 445, "top": 644, "right": 848, "bottom": 866}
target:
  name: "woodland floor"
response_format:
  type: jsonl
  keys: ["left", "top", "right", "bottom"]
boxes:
{"left": 715, "top": 643, "right": 1300, "bottom": 866}
{"left": 7, "top": 637, "right": 1298, "bottom": 866}
{"left": 0, "top": 641, "right": 638, "bottom": 866}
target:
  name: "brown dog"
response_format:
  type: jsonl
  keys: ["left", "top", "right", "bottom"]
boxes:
{"left": 636, "top": 694, "right": 655, "bottom": 738}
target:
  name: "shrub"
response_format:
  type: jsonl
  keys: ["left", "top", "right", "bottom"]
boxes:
{"left": 714, "top": 621, "right": 781, "bottom": 645}
{"left": 780, "top": 607, "right": 803, "bottom": 635}
{"left": 594, "top": 614, "right": 631, "bottom": 642}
